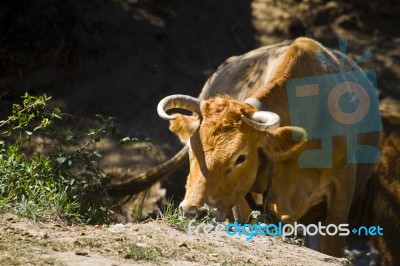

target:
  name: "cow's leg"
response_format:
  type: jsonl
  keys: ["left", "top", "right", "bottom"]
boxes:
{"left": 306, "top": 234, "right": 321, "bottom": 251}
{"left": 320, "top": 165, "right": 356, "bottom": 257}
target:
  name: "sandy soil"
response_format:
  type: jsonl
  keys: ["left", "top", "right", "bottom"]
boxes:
{"left": 0, "top": 213, "right": 350, "bottom": 265}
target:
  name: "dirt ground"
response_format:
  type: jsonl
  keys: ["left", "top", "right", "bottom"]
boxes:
{"left": 0, "top": 213, "right": 350, "bottom": 265}
{"left": 0, "top": 0, "right": 399, "bottom": 265}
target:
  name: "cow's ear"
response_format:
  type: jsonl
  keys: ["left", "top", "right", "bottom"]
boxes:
{"left": 263, "top": 126, "right": 307, "bottom": 159}
{"left": 169, "top": 115, "right": 200, "bottom": 143}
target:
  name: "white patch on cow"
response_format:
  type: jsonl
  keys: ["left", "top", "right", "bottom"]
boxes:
{"left": 263, "top": 46, "right": 288, "bottom": 85}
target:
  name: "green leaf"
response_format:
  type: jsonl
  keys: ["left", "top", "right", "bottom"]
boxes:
{"left": 56, "top": 157, "right": 68, "bottom": 165}
{"left": 93, "top": 151, "right": 102, "bottom": 159}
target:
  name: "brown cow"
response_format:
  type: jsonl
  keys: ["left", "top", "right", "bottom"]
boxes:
{"left": 349, "top": 97, "right": 400, "bottom": 265}
{"left": 373, "top": 101, "right": 400, "bottom": 266}
{"left": 109, "top": 37, "right": 381, "bottom": 257}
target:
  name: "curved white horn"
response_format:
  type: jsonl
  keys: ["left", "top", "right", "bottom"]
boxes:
{"left": 157, "top": 94, "right": 200, "bottom": 120}
{"left": 241, "top": 111, "right": 280, "bottom": 132}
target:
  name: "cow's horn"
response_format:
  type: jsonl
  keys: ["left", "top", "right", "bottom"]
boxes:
{"left": 241, "top": 111, "right": 280, "bottom": 132}
{"left": 157, "top": 94, "right": 200, "bottom": 120}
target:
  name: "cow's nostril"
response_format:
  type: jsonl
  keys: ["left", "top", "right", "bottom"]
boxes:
{"left": 183, "top": 211, "right": 197, "bottom": 219}
{"left": 196, "top": 209, "right": 208, "bottom": 220}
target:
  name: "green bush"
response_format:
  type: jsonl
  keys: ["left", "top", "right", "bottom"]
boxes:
{"left": 0, "top": 93, "right": 125, "bottom": 224}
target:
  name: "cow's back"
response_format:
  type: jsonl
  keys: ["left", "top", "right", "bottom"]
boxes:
{"left": 199, "top": 40, "right": 291, "bottom": 101}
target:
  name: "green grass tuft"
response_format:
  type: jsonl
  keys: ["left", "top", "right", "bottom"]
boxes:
{"left": 125, "top": 244, "right": 156, "bottom": 261}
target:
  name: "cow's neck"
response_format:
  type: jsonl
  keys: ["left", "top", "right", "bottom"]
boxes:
{"left": 253, "top": 84, "right": 291, "bottom": 126}
{"left": 245, "top": 148, "right": 274, "bottom": 222}
{"left": 247, "top": 80, "right": 326, "bottom": 222}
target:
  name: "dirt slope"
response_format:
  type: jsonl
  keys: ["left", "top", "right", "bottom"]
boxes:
{"left": 0, "top": 213, "right": 349, "bottom": 265}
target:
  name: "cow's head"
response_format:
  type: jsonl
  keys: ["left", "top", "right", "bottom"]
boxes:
{"left": 158, "top": 94, "right": 307, "bottom": 221}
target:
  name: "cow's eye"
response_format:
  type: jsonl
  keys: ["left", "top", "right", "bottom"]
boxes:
{"left": 234, "top": 155, "right": 247, "bottom": 166}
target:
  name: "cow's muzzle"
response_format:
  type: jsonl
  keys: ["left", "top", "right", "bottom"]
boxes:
{"left": 179, "top": 200, "right": 226, "bottom": 221}
{"left": 179, "top": 200, "right": 211, "bottom": 220}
